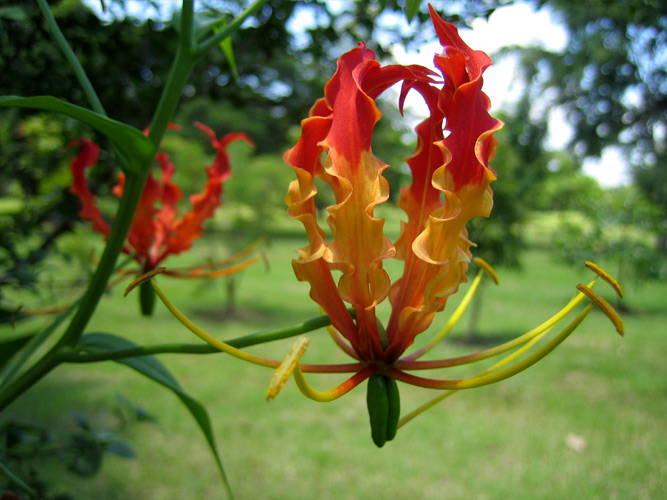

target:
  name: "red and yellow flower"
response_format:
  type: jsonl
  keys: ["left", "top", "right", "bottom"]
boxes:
{"left": 284, "top": 5, "right": 500, "bottom": 367}
{"left": 138, "top": 6, "right": 623, "bottom": 447}
{"left": 278, "top": 5, "right": 622, "bottom": 445}
{"left": 71, "top": 122, "right": 260, "bottom": 314}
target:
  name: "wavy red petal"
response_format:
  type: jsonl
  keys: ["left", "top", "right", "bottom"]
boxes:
{"left": 69, "top": 139, "right": 111, "bottom": 238}
{"left": 159, "top": 127, "right": 253, "bottom": 260}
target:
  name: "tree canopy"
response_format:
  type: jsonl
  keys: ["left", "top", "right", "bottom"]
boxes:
{"left": 509, "top": 0, "right": 666, "bottom": 250}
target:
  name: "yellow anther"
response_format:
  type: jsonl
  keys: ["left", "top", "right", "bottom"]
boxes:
{"left": 474, "top": 257, "right": 499, "bottom": 285}
{"left": 585, "top": 261, "right": 624, "bottom": 298}
{"left": 124, "top": 267, "right": 166, "bottom": 297}
{"left": 266, "top": 336, "right": 309, "bottom": 401}
{"left": 576, "top": 284, "right": 625, "bottom": 336}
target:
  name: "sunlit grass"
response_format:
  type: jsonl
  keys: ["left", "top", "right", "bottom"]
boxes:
{"left": 2, "top": 212, "right": 665, "bottom": 500}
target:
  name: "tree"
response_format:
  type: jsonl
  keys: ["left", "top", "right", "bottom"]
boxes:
{"left": 509, "top": 0, "right": 667, "bottom": 252}
{"left": 0, "top": 0, "right": 519, "bottom": 313}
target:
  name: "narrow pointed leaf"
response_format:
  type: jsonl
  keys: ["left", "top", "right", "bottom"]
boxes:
{"left": 0, "top": 96, "right": 154, "bottom": 172}
{"left": 77, "top": 333, "right": 233, "bottom": 496}
{"left": 213, "top": 19, "right": 239, "bottom": 83}
{"left": 405, "top": 0, "right": 421, "bottom": 22}
{"left": 0, "top": 6, "right": 29, "bottom": 21}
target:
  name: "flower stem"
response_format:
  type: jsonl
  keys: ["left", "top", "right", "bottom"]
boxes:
{"left": 196, "top": 0, "right": 269, "bottom": 58}
{"left": 62, "top": 313, "right": 339, "bottom": 363}
{"left": 0, "top": 461, "right": 38, "bottom": 498}
{"left": 0, "top": 2, "right": 201, "bottom": 411}
{"left": 147, "top": 2, "right": 196, "bottom": 148}
{"left": 35, "top": 0, "right": 105, "bottom": 116}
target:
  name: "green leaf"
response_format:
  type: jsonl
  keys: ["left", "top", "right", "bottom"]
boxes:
{"left": 172, "top": 10, "right": 239, "bottom": 83}
{"left": 0, "top": 6, "right": 29, "bottom": 21}
{"left": 0, "top": 197, "right": 23, "bottom": 215}
{"left": 71, "top": 411, "right": 92, "bottom": 431}
{"left": 106, "top": 439, "right": 136, "bottom": 458}
{"left": 405, "top": 0, "right": 421, "bottom": 23}
{"left": 173, "top": 10, "right": 218, "bottom": 41}
{"left": 0, "top": 96, "right": 154, "bottom": 173}
{"left": 77, "top": 333, "right": 234, "bottom": 497}
{"left": 213, "top": 19, "right": 239, "bottom": 84}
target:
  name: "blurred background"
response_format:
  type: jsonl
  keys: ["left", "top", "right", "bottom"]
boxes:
{"left": 0, "top": 1, "right": 665, "bottom": 499}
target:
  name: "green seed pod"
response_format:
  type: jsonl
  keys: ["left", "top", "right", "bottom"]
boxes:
{"left": 139, "top": 280, "right": 156, "bottom": 316}
{"left": 366, "top": 374, "right": 401, "bottom": 447}
{"left": 385, "top": 376, "right": 400, "bottom": 442}
{"left": 367, "top": 374, "right": 389, "bottom": 448}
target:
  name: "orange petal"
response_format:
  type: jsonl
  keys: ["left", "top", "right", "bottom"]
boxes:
{"left": 153, "top": 152, "right": 182, "bottom": 257}
{"left": 384, "top": 8, "right": 503, "bottom": 361}
{"left": 285, "top": 46, "right": 399, "bottom": 360}
{"left": 69, "top": 139, "right": 111, "bottom": 237}
{"left": 159, "top": 125, "right": 253, "bottom": 260}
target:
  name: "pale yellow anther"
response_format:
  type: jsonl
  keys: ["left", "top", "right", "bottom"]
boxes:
{"left": 576, "top": 284, "right": 625, "bottom": 336}
{"left": 585, "top": 261, "right": 624, "bottom": 298}
{"left": 474, "top": 257, "right": 499, "bottom": 285}
{"left": 266, "top": 336, "right": 310, "bottom": 401}
{"left": 124, "top": 267, "right": 166, "bottom": 297}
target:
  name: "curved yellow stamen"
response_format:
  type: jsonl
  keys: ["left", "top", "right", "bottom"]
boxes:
{"left": 267, "top": 336, "right": 310, "bottom": 400}
{"left": 586, "top": 261, "right": 624, "bottom": 298}
{"left": 404, "top": 259, "right": 500, "bottom": 362}
{"left": 388, "top": 303, "right": 594, "bottom": 390}
{"left": 398, "top": 330, "right": 551, "bottom": 428}
{"left": 397, "top": 278, "right": 598, "bottom": 370}
{"left": 165, "top": 256, "right": 260, "bottom": 278}
{"left": 151, "top": 280, "right": 280, "bottom": 368}
{"left": 13, "top": 305, "right": 70, "bottom": 317}
{"left": 124, "top": 267, "right": 166, "bottom": 296}
{"left": 474, "top": 257, "right": 499, "bottom": 285}
{"left": 166, "top": 237, "right": 265, "bottom": 274}
{"left": 293, "top": 364, "right": 377, "bottom": 402}
{"left": 576, "top": 284, "right": 625, "bottom": 336}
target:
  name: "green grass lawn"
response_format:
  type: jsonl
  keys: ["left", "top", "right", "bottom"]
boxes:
{"left": 2, "top": 219, "right": 666, "bottom": 500}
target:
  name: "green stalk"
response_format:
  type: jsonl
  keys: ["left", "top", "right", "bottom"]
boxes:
{"left": 0, "top": 2, "right": 200, "bottom": 412}
{"left": 35, "top": 0, "right": 106, "bottom": 116}
{"left": 0, "top": 177, "right": 147, "bottom": 410}
{"left": 196, "top": 0, "right": 269, "bottom": 58}
{"left": 0, "top": 0, "right": 272, "bottom": 412}
{"left": 147, "top": 0, "right": 195, "bottom": 148}
{"left": 0, "top": 460, "right": 38, "bottom": 498}
{"left": 62, "top": 313, "right": 337, "bottom": 363}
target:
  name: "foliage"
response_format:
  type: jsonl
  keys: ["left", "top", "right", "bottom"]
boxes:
{"left": 0, "top": 0, "right": 425, "bottom": 299}
{"left": 0, "top": 0, "right": 522, "bottom": 300}
{"left": 508, "top": 0, "right": 667, "bottom": 251}
{"left": 0, "top": 1, "right": 636, "bottom": 498}
{"left": 468, "top": 96, "right": 551, "bottom": 267}
{"left": 1, "top": 395, "right": 152, "bottom": 500}
{"left": 552, "top": 184, "right": 667, "bottom": 285}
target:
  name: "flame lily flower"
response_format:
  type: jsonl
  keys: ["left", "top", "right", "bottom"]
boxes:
{"left": 136, "top": 7, "right": 623, "bottom": 448}
{"left": 70, "top": 122, "right": 260, "bottom": 315}
{"left": 279, "top": 5, "right": 624, "bottom": 446}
